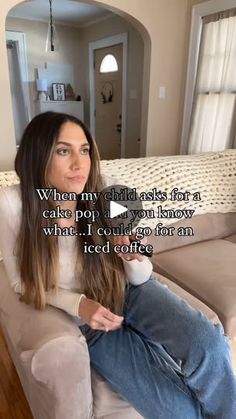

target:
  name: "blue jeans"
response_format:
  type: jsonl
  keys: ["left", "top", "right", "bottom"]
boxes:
{"left": 80, "top": 277, "right": 236, "bottom": 419}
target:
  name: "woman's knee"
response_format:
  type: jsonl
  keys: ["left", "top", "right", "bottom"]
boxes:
{"left": 190, "top": 314, "right": 230, "bottom": 362}
{"left": 205, "top": 323, "right": 231, "bottom": 360}
{"left": 128, "top": 277, "right": 230, "bottom": 362}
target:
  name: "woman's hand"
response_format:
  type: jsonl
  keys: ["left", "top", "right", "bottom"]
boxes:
{"left": 113, "top": 234, "right": 147, "bottom": 262}
{"left": 79, "top": 297, "right": 124, "bottom": 332}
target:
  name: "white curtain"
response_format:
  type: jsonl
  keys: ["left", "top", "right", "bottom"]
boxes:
{"left": 188, "top": 12, "right": 236, "bottom": 154}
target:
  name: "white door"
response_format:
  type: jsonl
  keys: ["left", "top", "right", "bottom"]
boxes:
{"left": 94, "top": 44, "right": 122, "bottom": 159}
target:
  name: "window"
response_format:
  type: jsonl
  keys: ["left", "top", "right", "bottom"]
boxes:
{"left": 100, "top": 54, "right": 118, "bottom": 73}
{"left": 188, "top": 9, "right": 236, "bottom": 153}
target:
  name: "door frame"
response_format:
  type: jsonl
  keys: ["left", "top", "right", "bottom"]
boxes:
{"left": 6, "top": 30, "right": 31, "bottom": 122}
{"left": 89, "top": 33, "right": 128, "bottom": 158}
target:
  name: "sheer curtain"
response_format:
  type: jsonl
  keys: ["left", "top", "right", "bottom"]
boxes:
{"left": 188, "top": 9, "right": 236, "bottom": 154}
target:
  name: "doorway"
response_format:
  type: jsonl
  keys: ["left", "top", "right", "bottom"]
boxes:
{"left": 94, "top": 43, "right": 122, "bottom": 159}
{"left": 89, "top": 33, "right": 128, "bottom": 159}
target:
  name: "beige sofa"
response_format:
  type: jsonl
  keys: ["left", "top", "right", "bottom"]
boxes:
{"left": 0, "top": 149, "right": 235, "bottom": 419}
{"left": 101, "top": 149, "right": 236, "bottom": 338}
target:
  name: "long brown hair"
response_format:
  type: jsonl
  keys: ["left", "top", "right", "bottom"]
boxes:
{"left": 15, "top": 112, "right": 126, "bottom": 314}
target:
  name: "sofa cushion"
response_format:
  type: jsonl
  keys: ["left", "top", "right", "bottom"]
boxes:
{"left": 225, "top": 233, "right": 236, "bottom": 243}
{"left": 151, "top": 239, "right": 236, "bottom": 338}
{"left": 148, "top": 212, "right": 236, "bottom": 254}
{"left": 91, "top": 369, "right": 143, "bottom": 419}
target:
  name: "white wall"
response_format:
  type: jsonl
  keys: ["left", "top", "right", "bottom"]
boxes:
{"left": 6, "top": 17, "right": 83, "bottom": 118}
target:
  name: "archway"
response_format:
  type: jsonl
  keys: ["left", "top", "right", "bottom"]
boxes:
{"left": 4, "top": 0, "right": 151, "bottom": 161}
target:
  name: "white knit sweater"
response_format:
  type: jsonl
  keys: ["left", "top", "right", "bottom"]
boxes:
{"left": 0, "top": 183, "right": 152, "bottom": 323}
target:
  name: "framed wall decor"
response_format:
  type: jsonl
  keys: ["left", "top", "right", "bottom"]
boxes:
{"left": 52, "top": 83, "right": 66, "bottom": 101}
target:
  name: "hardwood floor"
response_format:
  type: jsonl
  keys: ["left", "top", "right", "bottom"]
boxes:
{"left": 0, "top": 327, "right": 32, "bottom": 419}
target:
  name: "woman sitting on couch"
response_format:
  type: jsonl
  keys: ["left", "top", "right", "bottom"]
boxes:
{"left": 0, "top": 111, "right": 235, "bottom": 419}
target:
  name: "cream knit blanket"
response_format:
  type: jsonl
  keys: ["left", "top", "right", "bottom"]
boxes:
{"left": 1, "top": 149, "right": 235, "bottom": 229}
{"left": 100, "top": 149, "right": 236, "bottom": 228}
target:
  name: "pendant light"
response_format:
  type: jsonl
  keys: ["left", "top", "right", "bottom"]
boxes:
{"left": 45, "top": 0, "right": 58, "bottom": 52}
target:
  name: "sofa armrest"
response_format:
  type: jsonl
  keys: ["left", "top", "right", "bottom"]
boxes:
{"left": 0, "top": 261, "right": 94, "bottom": 418}
{"left": 18, "top": 335, "right": 93, "bottom": 419}
{"left": 0, "top": 261, "right": 84, "bottom": 351}
{"left": 1, "top": 319, "right": 93, "bottom": 419}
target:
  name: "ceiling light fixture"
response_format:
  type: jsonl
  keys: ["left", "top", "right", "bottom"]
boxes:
{"left": 46, "top": 0, "right": 57, "bottom": 52}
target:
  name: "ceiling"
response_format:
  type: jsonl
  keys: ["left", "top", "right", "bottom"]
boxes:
{"left": 7, "top": 0, "right": 114, "bottom": 28}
